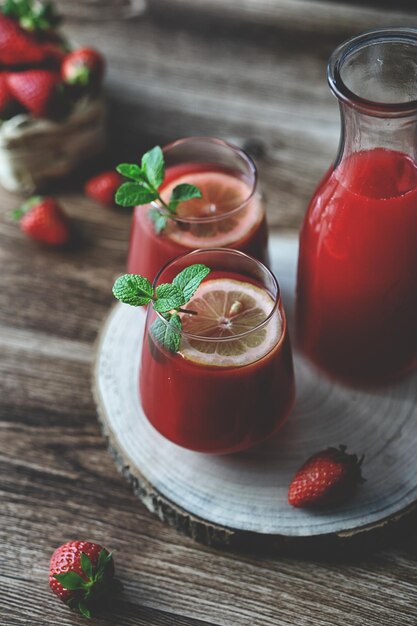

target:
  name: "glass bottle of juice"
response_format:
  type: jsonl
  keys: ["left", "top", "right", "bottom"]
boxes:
{"left": 127, "top": 137, "right": 269, "bottom": 281}
{"left": 296, "top": 28, "right": 417, "bottom": 385}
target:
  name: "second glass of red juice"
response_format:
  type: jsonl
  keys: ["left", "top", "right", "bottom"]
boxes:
{"left": 139, "top": 249, "right": 295, "bottom": 454}
{"left": 127, "top": 137, "right": 269, "bottom": 280}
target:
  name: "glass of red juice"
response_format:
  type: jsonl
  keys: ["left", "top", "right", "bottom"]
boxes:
{"left": 127, "top": 137, "right": 269, "bottom": 281}
{"left": 296, "top": 29, "right": 417, "bottom": 385}
{"left": 139, "top": 248, "right": 295, "bottom": 454}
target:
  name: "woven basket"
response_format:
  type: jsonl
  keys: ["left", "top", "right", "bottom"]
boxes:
{"left": 0, "top": 97, "right": 107, "bottom": 192}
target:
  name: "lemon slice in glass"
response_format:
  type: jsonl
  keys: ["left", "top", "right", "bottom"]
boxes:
{"left": 160, "top": 171, "right": 263, "bottom": 247}
{"left": 180, "top": 278, "right": 282, "bottom": 367}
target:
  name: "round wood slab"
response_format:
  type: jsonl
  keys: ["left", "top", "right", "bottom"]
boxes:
{"left": 93, "top": 235, "right": 417, "bottom": 547}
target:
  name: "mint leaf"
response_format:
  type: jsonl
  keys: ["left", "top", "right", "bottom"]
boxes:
{"left": 168, "top": 183, "right": 202, "bottom": 212}
{"left": 54, "top": 572, "right": 86, "bottom": 590}
{"left": 113, "top": 274, "right": 154, "bottom": 306}
{"left": 115, "top": 183, "right": 158, "bottom": 207}
{"left": 151, "top": 313, "right": 182, "bottom": 353}
{"left": 173, "top": 264, "right": 210, "bottom": 301}
{"left": 116, "top": 163, "right": 145, "bottom": 182}
{"left": 80, "top": 552, "right": 93, "bottom": 580}
{"left": 148, "top": 207, "right": 168, "bottom": 234}
{"left": 154, "top": 283, "right": 185, "bottom": 312}
{"left": 141, "top": 146, "right": 164, "bottom": 189}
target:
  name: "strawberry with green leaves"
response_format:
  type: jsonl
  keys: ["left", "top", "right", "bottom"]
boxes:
{"left": 0, "top": 13, "right": 46, "bottom": 65}
{"left": 49, "top": 541, "right": 120, "bottom": 618}
{"left": 2, "top": 0, "right": 61, "bottom": 34}
{"left": 62, "top": 47, "right": 105, "bottom": 90}
{"left": 0, "top": 0, "right": 62, "bottom": 66}
{"left": 288, "top": 445, "right": 365, "bottom": 508}
{"left": 115, "top": 146, "right": 202, "bottom": 234}
{"left": 12, "top": 196, "right": 69, "bottom": 246}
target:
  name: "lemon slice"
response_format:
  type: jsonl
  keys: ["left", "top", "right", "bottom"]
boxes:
{"left": 160, "top": 171, "right": 263, "bottom": 247}
{"left": 180, "top": 278, "right": 282, "bottom": 367}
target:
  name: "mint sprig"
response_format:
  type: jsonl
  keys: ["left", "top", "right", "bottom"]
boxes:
{"left": 112, "top": 263, "right": 210, "bottom": 353}
{"left": 115, "top": 146, "right": 202, "bottom": 234}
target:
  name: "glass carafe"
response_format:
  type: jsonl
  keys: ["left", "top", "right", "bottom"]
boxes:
{"left": 296, "top": 29, "right": 417, "bottom": 385}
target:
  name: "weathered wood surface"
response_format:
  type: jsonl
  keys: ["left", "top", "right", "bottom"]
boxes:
{"left": 2, "top": 2, "right": 417, "bottom": 625}
{"left": 60, "top": 0, "right": 417, "bottom": 230}
{"left": 94, "top": 237, "right": 417, "bottom": 546}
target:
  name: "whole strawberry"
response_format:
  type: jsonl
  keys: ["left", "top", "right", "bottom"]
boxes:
{"left": 0, "top": 13, "right": 47, "bottom": 66}
{"left": 62, "top": 47, "right": 105, "bottom": 91}
{"left": 49, "top": 541, "right": 117, "bottom": 618}
{"left": 85, "top": 171, "right": 123, "bottom": 207}
{"left": 13, "top": 196, "right": 69, "bottom": 246}
{"left": 288, "top": 445, "right": 365, "bottom": 508}
{"left": 7, "top": 69, "right": 61, "bottom": 118}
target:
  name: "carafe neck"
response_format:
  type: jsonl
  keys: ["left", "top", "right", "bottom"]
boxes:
{"left": 328, "top": 29, "right": 417, "bottom": 168}
{"left": 337, "top": 103, "right": 417, "bottom": 166}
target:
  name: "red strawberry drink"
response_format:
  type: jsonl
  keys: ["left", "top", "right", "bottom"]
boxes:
{"left": 139, "top": 249, "right": 295, "bottom": 454}
{"left": 126, "top": 138, "right": 269, "bottom": 281}
{"left": 296, "top": 30, "right": 417, "bottom": 384}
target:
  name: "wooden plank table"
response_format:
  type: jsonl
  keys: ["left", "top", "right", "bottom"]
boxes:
{"left": 1, "top": 1, "right": 417, "bottom": 624}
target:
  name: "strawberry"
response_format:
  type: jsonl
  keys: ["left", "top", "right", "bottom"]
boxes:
{"left": 49, "top": 541, "right": 118, "bottom": 618}
{"left": 85, "top": 171, "right": 123, "bottom": 207}
{"left": 62, "top": 47, "right": 105, "bottom": 90}
{"left": 13, "top": 196, "right": 69, "bottom": 246}
{"left": 6, "top": 69, "right": 60, "bottom": 117}
{"left": 288, "top": 445, "right": 365, "bottom": 508}
{"left": 0, "top": 73, "right": 15, "bottom": 116}
{"left": 0, "top": 14, "right": 47, "bottom": 66}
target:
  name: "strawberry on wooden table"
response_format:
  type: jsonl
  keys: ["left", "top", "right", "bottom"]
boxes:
{"left": 288, "top": 445, "right": 365, "bottom": 508}
{"left": 49, "top": 541, "right": 119, "bottom": 618}
{"left": 12, "top": 196, "right": 69, "bottom": 246}
{"left": 85, "top": 170, "right": 123, "bottom": 207}
{"left": 62, "top": 47, "right": 105, "bottom": 90}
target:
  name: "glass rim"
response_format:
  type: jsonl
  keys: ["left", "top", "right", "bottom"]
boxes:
{"left": 328, "top": 28, "right": 417, "bottom": 117}
{"left": 152, "top": 248, "right": 282, "bottom": 343}
{"left": 151, "top": 136, "right": 258, "bottom": 224}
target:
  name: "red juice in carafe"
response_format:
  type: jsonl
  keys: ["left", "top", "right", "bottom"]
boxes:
{"left": 297, "top": 148, "right": 417, "bottom": 383}
{"left": 127, "top": 163, "right": 269, "bottom": 281}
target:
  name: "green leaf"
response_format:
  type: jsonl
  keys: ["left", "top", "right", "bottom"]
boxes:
{"left": 96, "top": 549, "right": 111, "bottom": 572}
{"left": 154, "top": 283, "right": 185, "bottom": 312}
{"left": 148, "top": 207, "right": 168, "bottom": 235}
{"left": 115, "top": 182, "right": 158, "bottom": 207}
{"left": 116, "top": 163, "right": 145, "bottom": 182}
{"left": 113, "top": 274, "right": 154, "bottom": 306}
{"left": 172, "top": 264, "right": 210, "bottom": 302}
{"left": 168, "top": 183, "right": 202, "bottom": 212}
{"left": 80, "top": 552, "right": 93, "bottom": 580}
{"left": 151, "top": 313, "right": 182, "bottom": 353}
{"left": 78, "top": 600, "right": 92, "bottom": 619}
{"left": 141, "top": 146, "right": 165, "bottom": 189}
{"left": 54, "top": 572, "right": 86, "bottom": 590}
